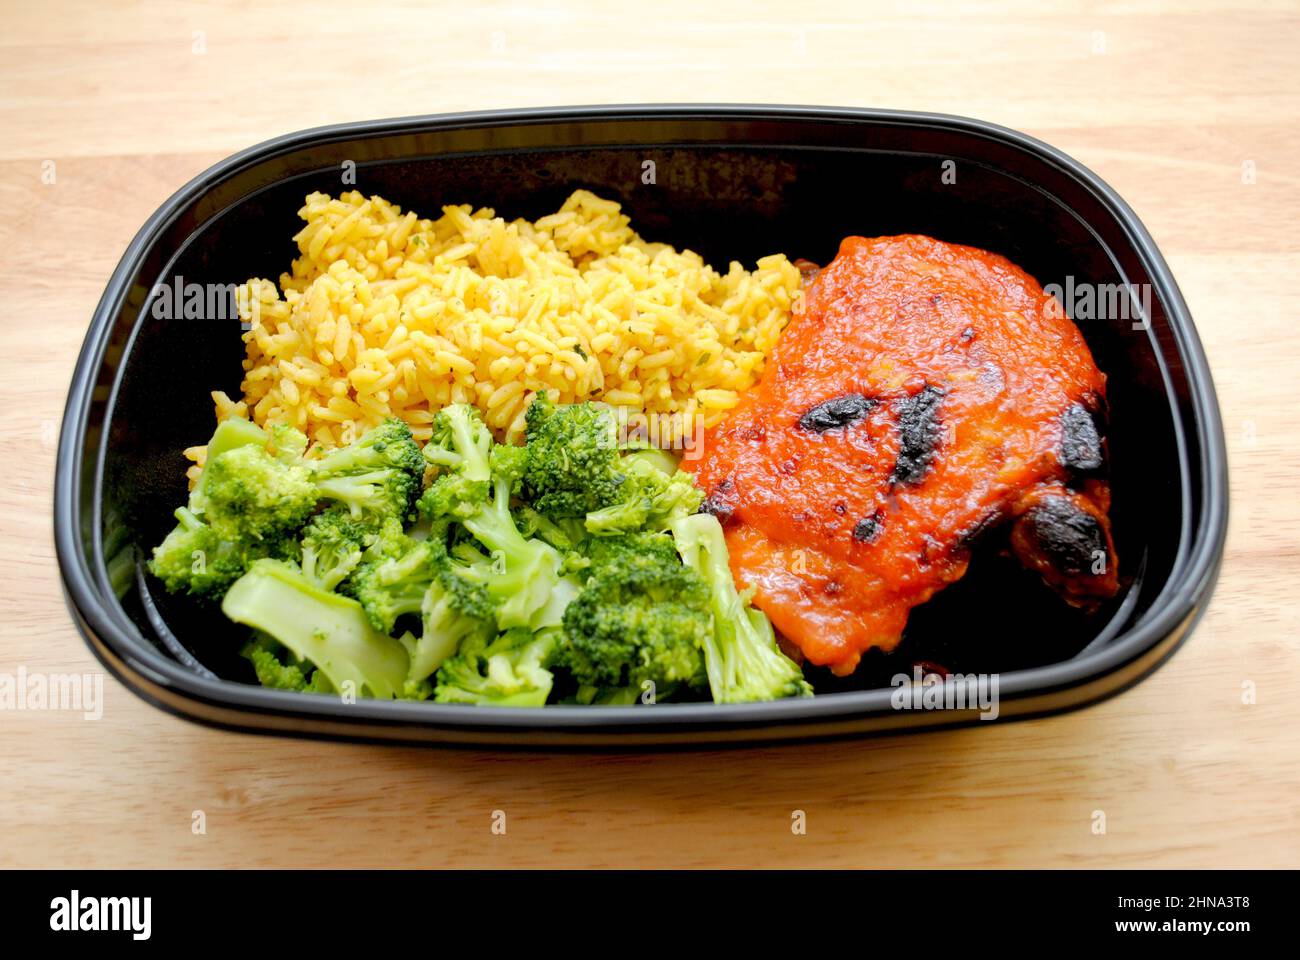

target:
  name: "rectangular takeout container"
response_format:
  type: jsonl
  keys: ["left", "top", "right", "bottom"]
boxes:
{"left": 55, "top": 105, "right": 1228, "bottom": 747}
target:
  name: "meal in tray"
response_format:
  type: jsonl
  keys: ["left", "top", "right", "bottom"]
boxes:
{"left": 148, "top": 189, "right": 1117, "bottom": 705}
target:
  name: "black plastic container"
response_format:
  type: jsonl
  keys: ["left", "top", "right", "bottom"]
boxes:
{"left": 55, "top": 105, "right": 1227, "bottom": 747}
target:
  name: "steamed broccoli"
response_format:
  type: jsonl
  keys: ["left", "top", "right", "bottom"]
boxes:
{"left": 149, "top": 416, "right": 306, "bottom": 599}
{"left": 521, "top": 396, "right": 703, "bottom": 535}
{"left": 158, "top": 398, "right": 815, "bottom": 711}
{"left": 433, "top": 628, "right": 559, "bottom": 707}
{"left": 400, "top": 567, "right": 496, "bottom": 697}
{"left": 670, "top": 513, "right": 812, "bottom": 703}
{"left": 266, "top": 422, "right": 309, "bottom": 464}
{"left": 418, "top": 403, "right": 492, "bottom": 518}
{"left": 582, "top": 454, "right": 704, "bottom": 536}
{"left": 349, "top": 533, "right": 498, "bottom": 695}
{"left": 351, "top": 536, "right": 441, "bottom": 634}
{"left": 151, "top": 417, "right": 422, "bottom": 604}
{"left": 418, "top": 409, "right": 571, "bottom": 631}
{"left": 241, "top": 633, "right": 333, "bottom": 693}
{"left": 148, "top": 505, "right": 294, "bottom": 599}
{"left": 186, "top": 416, "right": 271, "bottom": 516}
{"left": 312, "top": 417, "right": 424, "bottom": 477}
{"left": 299, "top": 507, "right": 370, "bottom": 591}
{"left": 452, "top": 485, "right": 566, "bottom": 631}
{"left": 169, "top": 415, "right": 315, "bottom": 547}
{"left": 511, "top": 504, "right": 587, "bottom": 555}
{"left": 221, "top": 559, "right": 410, "bottom": 699}
{"left": 554, "top": 532, "right": 712, "bottom": 701}
{"left": 356, "top": 514, "right": 417, "bottom": 565}
{"left": 522, "top": 395, "right": 628, "bottom": 518}
{"left": 310, "top": 418, "right": 423, "bottom": 526}
{"left": 201, "top": 444, "right": 317, "bottom": 543}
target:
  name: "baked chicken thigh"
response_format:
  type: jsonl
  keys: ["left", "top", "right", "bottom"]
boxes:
{"left": 687, "top": 235, "right": 1118, "bottom": 675}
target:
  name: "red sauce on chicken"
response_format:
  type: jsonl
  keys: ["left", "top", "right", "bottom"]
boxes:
{"left": 687, "top": 235, "right": 1118, "bottom": 675}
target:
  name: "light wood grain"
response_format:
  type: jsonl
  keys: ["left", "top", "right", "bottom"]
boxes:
{"left": 1, "top": 0, "right": 1297, "bottom": 869}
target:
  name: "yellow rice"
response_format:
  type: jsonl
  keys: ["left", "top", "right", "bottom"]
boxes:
{"left": 187, "top": 188, "right": 800, "bottom": 478}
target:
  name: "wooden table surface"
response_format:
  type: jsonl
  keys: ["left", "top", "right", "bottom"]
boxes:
{"left": 2, "top": 0, "right": 1297, "bottom": 869}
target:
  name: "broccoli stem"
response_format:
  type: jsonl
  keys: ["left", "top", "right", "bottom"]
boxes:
{"left": 354, "top": 543, "right": 431, "bottom": 631}
{"left": 623, "top": 447, "right": 679, "bottom": 476}
{"left": 174, "top": 505, "right": 204, "bottom": 532}
{"left": 310, "top": 440, "right": 374, "bottom": 478}
{"left": 400, "top": 583, "right": 483, "bottom": 685}
{"left": 438, "top": 406, "right": 492, "bottom": 481}
{"left": 461, "top": 477, "right": 561, "bottom": 629}
{"left": 670, "top": 514, "right": 812, "bottom": 703}
{"left": 222, "top": 560, "right": 410, "bottom": 699}
{"left": 574, "top": 684, "right": 661, "bottom": 706}
{"left": 315, "top": 470, "right": 398, "bottom": 518}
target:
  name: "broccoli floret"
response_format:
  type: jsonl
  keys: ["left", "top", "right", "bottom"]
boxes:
{"left": 416, "top": 405, "right": 536, "bottom": 526}
{"left": 452, "top": 469, "right": 568, "bottom": 630}
{"left": 201, "top": 444, "right": 318, "bottom": 543}
{"left": 267, "top": 422, "right": 309, "bottom": 464}
{"left": 423, "top": 435, "right": 572, "bottom": 631}
{"left": 351, "top": 536, "right": 440, "bottom": 634}
{"left": 520, "top": 396, "right": 703, "bottom": 535}
{"left": 312, "top": 417, "right": 424, "bottom": 477}
{"left": 433, "top": 628, "right": 558, "bottom": 707}
{"left": 522, "top": 395, "right": 629, "bottom": 518}
{"left": 350, "top": 534, "right": 497, "bottom": 694}
{"left": 187, "top": 417, "right": 271, "bottom": 515}
{"left": 583, "top": 456, "right": 704, "bottom": 536}
{"left": 151, "top": 416, "right": 422, "bottom": 617}
{"left": 360, "top": 514, "right": 416, "bottom": 563}
{"left": 150, "top": 506, "right": 236, "bottom": 597}
{"left": 148, "top": 506, "right": 293, "bottom": 600}
{"left": 670, "top": 513, "right": 812, "bottom": 703}
{"left": 512, "top": 504, "right": 587, "bottom": 554}
{"left": 554, "top": 532, "right": 712, "bottom": 700}
{"left": 310, "top": 418, "right": 423, "bottom": 525}
{"left": 422, "top": 403, "right": 493, "bottom": 478}
{"left": 314, "top": 469, "right": 419, "bottom": 527}
{"left": 418, "top": 403, "right": 493, "bottom": 519}
{"left": 489, "top": 441, "right": 530, "bottom": 489}
{"left": 400, "top": 568, "right": 495, "bottom": 697}
{"left": 512, "top": 506, "right": 591, "bottom": 581}
{"left": 149, "top": 417, "right": 306, "bottom": 600}
{"left": 241, "top": 633, "right": 333, "bottom": 693}
{"left": 221, "top": 559, "right": 410, "bottom": 699}
{"left": 299, "top": 507, "right": 370, "bottom": 591}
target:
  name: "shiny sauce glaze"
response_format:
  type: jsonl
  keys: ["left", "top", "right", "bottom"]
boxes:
{"left": 686, "top": 235, "right": 1117, "bottom": 675}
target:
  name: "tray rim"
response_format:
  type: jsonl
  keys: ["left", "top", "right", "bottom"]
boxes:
{"left": 53, "top": 103, "right": 1229, "bottom": 746}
